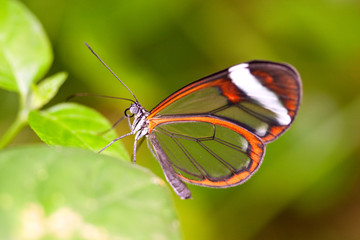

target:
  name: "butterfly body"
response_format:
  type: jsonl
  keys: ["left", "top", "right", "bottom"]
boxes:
{"left": 129, "top": 103, "right": 149, "bottom": 140}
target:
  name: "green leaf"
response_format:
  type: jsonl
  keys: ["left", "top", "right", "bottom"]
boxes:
{"left": 30, "top": 72, "right": 68, "bottom": 110}
{"left": 0, "top": 0, "right": 52, "bottom": 95}
{"left": 28, "top": 102, "right": 129, "bottom": 160}
{"left": 0, "top": 145, "right": 181, "bottom": 240}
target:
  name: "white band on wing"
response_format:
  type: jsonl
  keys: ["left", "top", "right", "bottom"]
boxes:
{"left": 229, "top": 63, "right": 291, "bottom": 125}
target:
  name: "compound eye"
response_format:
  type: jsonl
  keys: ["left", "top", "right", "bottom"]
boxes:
{"left": 130, "top": 103, "right": 140, "bottom": 114}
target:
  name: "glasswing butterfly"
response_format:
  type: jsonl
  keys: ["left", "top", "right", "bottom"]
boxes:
{"left": 85, "top": 43, "right": 302, "bottom": 199}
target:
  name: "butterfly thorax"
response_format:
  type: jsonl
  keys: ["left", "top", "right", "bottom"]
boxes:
{"left": 129, "top": 103, "right": 150, "bottom": 140}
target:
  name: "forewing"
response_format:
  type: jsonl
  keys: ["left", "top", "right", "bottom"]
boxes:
{"left": 148, "top": 118, "right": 265, "bottom": 187}
{"left": 148, "top": 61, "right": 301, "bottom": 142}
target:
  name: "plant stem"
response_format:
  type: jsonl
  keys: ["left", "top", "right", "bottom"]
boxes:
{"left": 0, "top": 100, "right": 28, "bottom": 149}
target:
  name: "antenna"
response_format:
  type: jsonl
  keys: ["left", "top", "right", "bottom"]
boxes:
{"left": 66, "top": 93, "right": 136, "bottom": 103}
{"left": 84, "top": 42, "right": 139, "bottom": 103}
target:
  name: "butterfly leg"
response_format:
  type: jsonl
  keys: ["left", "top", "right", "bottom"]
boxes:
{"left": 98, "top": 115, "right": 126, "bottom": 136}
{"left": 127, "top": 115, "right": 132, "bottom": 129}
{"left": 98, "top": 132, "right": 133, "bottom": 153}
{"left": 132, "top": 138, "right": 137, "bottom": 163}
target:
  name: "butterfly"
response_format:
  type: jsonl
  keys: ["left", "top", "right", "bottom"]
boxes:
{"left": 85, "top": 43, "right": 302, "bottom": 199}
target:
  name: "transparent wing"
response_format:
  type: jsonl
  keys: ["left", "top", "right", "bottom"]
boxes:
{"left": 147, "top": 118, "right": 265, "bottom": 187}
{"left": 148, "top": 61, "right": 301, "bottom": 143}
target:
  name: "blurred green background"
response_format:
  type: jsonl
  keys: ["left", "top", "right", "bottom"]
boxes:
{"left": 1, "top": 0, "right": 360, "bottom": 239}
